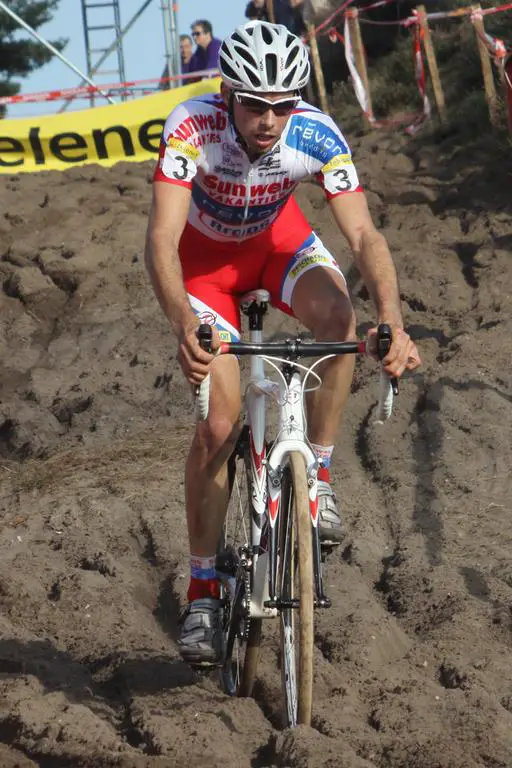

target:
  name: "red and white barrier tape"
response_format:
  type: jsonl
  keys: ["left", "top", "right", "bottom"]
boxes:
{"left": 344, "top": 13, "right": 430, "bottom": 133}
{"left": 0, "top": 68, "right": 219, "bottom": 106}
{"left": 304, "top": 0, "right": 354, "bottom": 41}
{"left": 406, "top": 17, "right": 431, "bottom": 135}
{"left": 344, "top": 13, "right": 373, "bottom": 119}
{"left": 470, "top": 10, "right": 508, "bottom": 65}
{"left": 506, "top": 55, "right": 512, "bottom": 90}
{"left": 421, "top": 0, "right": 512, "bottom": 21}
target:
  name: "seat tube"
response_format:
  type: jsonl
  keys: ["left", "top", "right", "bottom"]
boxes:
{"left": 247, "top": 306, "right": 267, "bottom": 552}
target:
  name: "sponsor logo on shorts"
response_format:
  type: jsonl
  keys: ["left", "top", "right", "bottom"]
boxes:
{"left": 197, "top": 310, "right": 217, "bottom": 325}
{"left": 321, "top": 153, "right": 352, "bottom": 173}
{"left": 166, "top": 137, "right": 200, "bottom": 159}
{"left": 296, "top": 245, "right": 317, "bottom": 257}
{"left": 288, "top": 253, "right": 330, "bottom": 279}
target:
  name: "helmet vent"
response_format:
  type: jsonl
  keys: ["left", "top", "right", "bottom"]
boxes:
{"left": 231, "top": 32, "right": 245, "bottom": 45}
{"left": 245, "top": 67, "right": 261, "bottom": 88}
{"left": 234, "top": 45, "right": 257, "bottom": 67}
{"left": 265, "top": 53, "right": 277, "bottom": 86}
{"left": 282, "top": 65, "right": 297, "bottom": 90}
{"left": 222, "top": 60, "right": 241, "bottom": 84}
{"left": 285, "top": 48, "right": 297, "bottom": 69}
{"left": 261, "top": 25, "right": 273, "bottom": 45}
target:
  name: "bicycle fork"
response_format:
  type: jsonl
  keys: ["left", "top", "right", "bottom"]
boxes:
{"left": 250, "top": 368, "right": 330, "bottom": 613}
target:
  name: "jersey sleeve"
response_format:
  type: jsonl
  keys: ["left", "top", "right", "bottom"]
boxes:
{"left": 284, "top": 110, "right": 362, "bottom": 199}
{"left": 153, "top": 103, "right": 202, "bottom": 187}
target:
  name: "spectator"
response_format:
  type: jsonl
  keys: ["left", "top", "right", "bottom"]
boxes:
{"left": 188, "top": 20, "right": 222, "bottom": 76}
{"left": 180, "top": 34, "right": 194, "bottom": 75}
{"left": 245, "top": 0, "right": 269, "bottom": 21}
{"left": 274, "top": 0, "right": 308, "bottom": 36}
{"left": 159, "top": 34, "right": 194, "bottom": 90}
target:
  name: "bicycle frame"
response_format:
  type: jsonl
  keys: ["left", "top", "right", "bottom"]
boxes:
{"left": 244, "top": 324, "right": 327, "bottom": 621}
{"left": 197, "top": 299, "right": 395, "bottom": 623}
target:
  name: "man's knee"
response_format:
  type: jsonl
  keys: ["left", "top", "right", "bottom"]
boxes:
{"left": 194, "top": 413, "right": 241, "bottom": 463}
{"left": 301, "top": 291, "right": 356, "bottom": 341}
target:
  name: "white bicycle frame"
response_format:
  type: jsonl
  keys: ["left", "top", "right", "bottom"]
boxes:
{"left": 244, "top": 325, "right": 320, "bottom": 620}
{"left": 196, "top": 292, "right": 394, "bottom": 622}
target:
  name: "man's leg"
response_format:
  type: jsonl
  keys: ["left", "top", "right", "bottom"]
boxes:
{"left": 179, "top": 352, "right": 241, "bottom": 665}
{"left": 291, "top": 265, "right": 356, "bottom": 543}
{"left": 185, "top": 353, "right": 241, "bottom": 560}
{"left": 291, "top": 266, "right": 356, "bottom": 447}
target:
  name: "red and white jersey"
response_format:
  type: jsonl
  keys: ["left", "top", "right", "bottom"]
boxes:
{"left": 154, "top": 93, "right": 362, "bottom": 242}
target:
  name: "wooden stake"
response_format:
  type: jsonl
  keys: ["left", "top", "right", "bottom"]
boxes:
{"left": 346, "top": 9, "right": 373, "bottom": 128}
{"left": 506, "top": 55, "right": 512, "bottom": 136}
{"left": 305, "top": 22, "right": 330, "bottom": 115}
{"left": 417, "top": 5, "right": 446, "bottom": 121}
{"left": 471, "top": 5, "right": 499, "bottom": 126}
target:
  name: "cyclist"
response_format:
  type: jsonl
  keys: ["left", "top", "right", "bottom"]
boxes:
{"left": 145, "top": 21, "right": 421, "bottom": 666}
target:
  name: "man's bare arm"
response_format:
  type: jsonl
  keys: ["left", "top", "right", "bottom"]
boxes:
{"left": 145, "top": 181, "right": 197, "bottom": 335}
{"left": 329, "top": 192, "right": 403, "bottom": 327}
{"left": 329, "top": 191, "right": 421, "bottom": 375}
{"left": 145, "top": 181, "right": 215, "bottom": 384}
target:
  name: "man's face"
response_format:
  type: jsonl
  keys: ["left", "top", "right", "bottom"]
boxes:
{"left": 180, "top": 37, "right": 193, "bottom": 61}
{"left": 192, "top": 26, "right": 211, "bottom": 50}
{"left": 222, "top": 85, "right": 298, "bottom": 156}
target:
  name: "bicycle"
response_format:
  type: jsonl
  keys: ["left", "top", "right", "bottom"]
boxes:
{"left": 195, "top": 288, "right": 396, "bottom": 728}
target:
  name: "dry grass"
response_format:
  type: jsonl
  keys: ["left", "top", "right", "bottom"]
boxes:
{"left": 0, "top": 427, "right": 192, "bottom": 496}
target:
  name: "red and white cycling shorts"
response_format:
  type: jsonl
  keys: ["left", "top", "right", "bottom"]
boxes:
{"left": 180, "top": 196, "right": 345, "bottom": 341}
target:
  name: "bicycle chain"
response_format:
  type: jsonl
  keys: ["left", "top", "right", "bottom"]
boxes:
{"left": 242, "top": 564, "right": 252, "bottom": 640}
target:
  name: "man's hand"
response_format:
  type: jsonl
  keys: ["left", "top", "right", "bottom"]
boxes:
{"left": 177, "top": 323, "right": 221, "bottom": 385}
{"left": 367, "top": 326, "right": 421, "bottom": 378}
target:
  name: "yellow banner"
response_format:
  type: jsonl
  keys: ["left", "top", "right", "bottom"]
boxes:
{"left": 0, "top": 78, "right": 221, "bottom": 174}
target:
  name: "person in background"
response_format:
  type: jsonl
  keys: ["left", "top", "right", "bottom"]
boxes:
{"left": 180, "top": 34, "right": 194, "bottom": 75}
{"left": 159, "top": 34, "right": 194, "bottom": 89}
{"left": 188, "top": 20, "right": 222, "bottom": 77}
{"left": 274, "top": 0, "right": 308, "bottom": 36}
{"left": 244, "top": 0, "right": 269, "bottom": 22}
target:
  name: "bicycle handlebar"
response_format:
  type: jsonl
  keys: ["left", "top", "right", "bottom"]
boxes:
{"left": 195, "top": 324, "right": 399, "bottom": 424}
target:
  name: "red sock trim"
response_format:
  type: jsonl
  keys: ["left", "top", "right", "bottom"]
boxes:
{"left": 187, "top": 577, "right": 220, "bottom": 601}
{"left": 318, "top": 466, "right": 330, "bottom": 483}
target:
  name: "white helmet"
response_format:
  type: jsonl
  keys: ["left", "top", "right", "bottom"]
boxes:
{"left": 219, "top": 21, "right": 310, "bottom": 93}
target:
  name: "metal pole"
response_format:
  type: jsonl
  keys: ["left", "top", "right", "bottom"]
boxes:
{"left": 170, "top": 2, "right": 180, "bottom": 85}
{"left": 0, "top": 0, "right": 115, "bottom": 103}
{"left": 112, "top": 0, "right": 127, "bottom": 101}
{"left": 161, "top": 2, "right": 174, "bottom": 89}
{"left": 60, "top": 0, "right": 153, "bottom": 112}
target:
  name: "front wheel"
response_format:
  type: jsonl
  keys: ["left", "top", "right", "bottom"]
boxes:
{"left": 279, "top": 451, "right": 314, "bottom": 727}
{"left": 218, "top": 427, "right": 262, "bottom": 697}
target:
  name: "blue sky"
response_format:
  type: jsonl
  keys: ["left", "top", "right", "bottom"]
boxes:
{"left": 6, "top": 0, "right": 245, "bottom": 117}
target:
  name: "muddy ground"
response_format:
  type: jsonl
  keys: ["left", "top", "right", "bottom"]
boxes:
{"left": 0, "top": 123, "right": 511, "bottom": 768}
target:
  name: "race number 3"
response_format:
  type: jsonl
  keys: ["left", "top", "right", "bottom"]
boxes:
{"left": 333, "top": 168, "right": 352, "bottom": 192}
{"left": 173, "top": 155, "right": 188, "bottom": 181}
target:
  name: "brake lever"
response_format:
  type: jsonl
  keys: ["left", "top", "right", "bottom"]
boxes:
{"left": 195, "top": 324, "right": 213, "bottom": 396}
{"left": 376, "top": 323, "right": 399, "bottom": 396}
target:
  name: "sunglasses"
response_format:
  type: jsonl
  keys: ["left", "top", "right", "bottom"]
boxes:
{"left": 192, "top": 31, "right": 203, "bottom": 37}
{"left": 234, "top": 92, "right": 300, "bottom": 117}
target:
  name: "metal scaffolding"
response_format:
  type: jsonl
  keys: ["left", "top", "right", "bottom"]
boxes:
{"left": 79, "top": 0, "right": 181, "bottom": 99}
{"left": 81, "top": 0, "right": 126, "bottom": 101}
